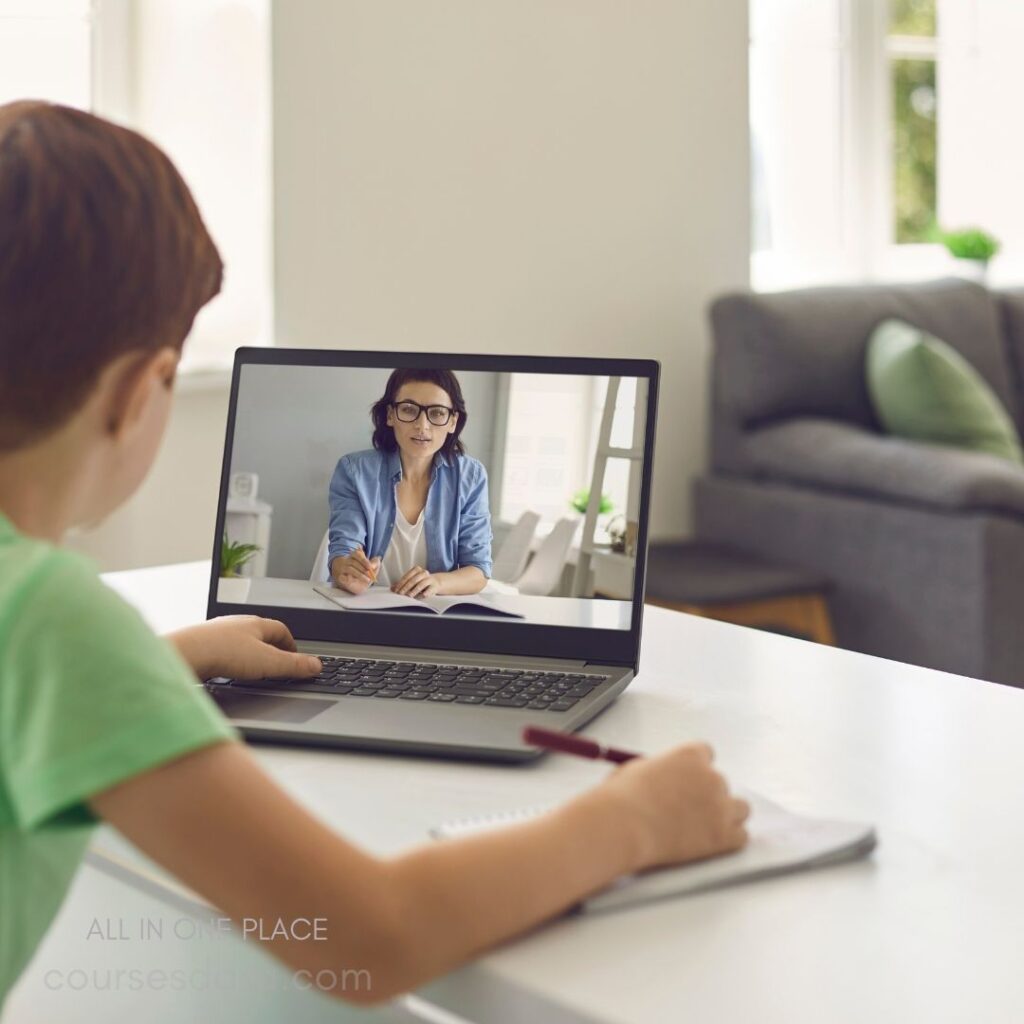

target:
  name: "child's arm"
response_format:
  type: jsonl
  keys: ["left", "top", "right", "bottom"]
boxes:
{"left": 89, "top": 740, "right": 747, "bottom": 1006}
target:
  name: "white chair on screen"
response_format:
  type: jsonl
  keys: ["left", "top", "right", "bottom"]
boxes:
{"left": 310, "top": 529, "right": 331, "bottom": 583}
{"left": 513, "top": 517, "right": 580, "bottom": 596}
{"left": 490, "top": 510, "right": 541, "bottom": 584}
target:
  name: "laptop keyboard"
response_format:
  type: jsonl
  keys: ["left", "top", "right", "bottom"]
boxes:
{"left": 207, "top": 655, "right": 609, "bottom": 712}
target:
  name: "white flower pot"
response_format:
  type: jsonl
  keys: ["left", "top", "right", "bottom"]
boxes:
{"left": 953, "top": 258, "right": 989, "bottom": 285}
{"left": 217, "top": 576, "right": 252, "bottom": 603}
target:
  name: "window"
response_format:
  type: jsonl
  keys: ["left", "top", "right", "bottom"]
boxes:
{"left": 752, "top": 0, "right": 1024, "bottom": 290}
{"left": 749, "top": 0, "right": 859, "bottom": 289}
{"left": 888, "top": 0, "right": 938, "bottom": 243}
{"left": 497, "top": 374, "right": 599, "bottom": 529}
{"left": 0, "top": 0, "right": 272, "bottom": 372}
{"left": 124, "top": 0, "right": 272, "bottom": 371}
{"left": 496, "top": 375, "right": 636, "bottom": 536}
{"left": 0, "top": 1, "right": 91, "bottom": 108}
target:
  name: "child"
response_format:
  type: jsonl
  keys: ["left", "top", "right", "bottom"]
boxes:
{"left": 0, "top": 101, "right": 748, "bottom": 1008}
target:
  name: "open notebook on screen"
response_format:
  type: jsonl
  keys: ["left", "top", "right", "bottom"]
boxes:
{"left": 312, "top": 583, "right": 525, "bottom": 618}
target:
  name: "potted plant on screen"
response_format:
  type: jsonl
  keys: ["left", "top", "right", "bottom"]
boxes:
{"left": 939, "top": 226, "right": 1000, "bottom": 284}
{"left": 570, "top": 489, "right": 615, "bottom": 542}
{"left": 218, "top": 534, "right": 261, "bottom": 603}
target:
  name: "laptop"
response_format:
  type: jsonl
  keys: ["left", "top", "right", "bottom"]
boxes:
{"left": 204, "top": 348, "right": 659, "bottom": 761}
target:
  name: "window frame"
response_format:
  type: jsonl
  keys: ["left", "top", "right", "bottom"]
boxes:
{"left": 751, "top": 0, "right": 949, "bottom": 290}
{"left": 95, "top": 1, "right": 270, "bottom": 380}
{"left": 90, "top": 0, "right": 134, "bottom": 124}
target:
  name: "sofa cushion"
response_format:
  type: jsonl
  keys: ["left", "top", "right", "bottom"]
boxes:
{"left": 866, "top": 318, "right": 1024, "bottom": 464}
{"left": 996, "top": 288, "right": 1024, "bottom": 434}
{"left": 709, "top": 279, "right": 1016, "bottom": 434}
{"left": 743, "top": 418, "right": 1024, "bottom": 517}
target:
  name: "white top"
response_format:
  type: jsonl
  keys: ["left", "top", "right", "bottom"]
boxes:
{"left": 34, "top": 561, "right": 1024, "bottom": 1024}
{"left": 378, "top": 503, "right": 427, "bottom": 587}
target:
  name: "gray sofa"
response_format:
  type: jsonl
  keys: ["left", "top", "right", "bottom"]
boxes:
{"left": 694, "top": 278, "right": 1024, "bottom": 685}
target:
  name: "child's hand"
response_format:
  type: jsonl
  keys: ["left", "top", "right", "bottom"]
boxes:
{"left": 598, "top": 742, "right": 749, "bottom": 872}
{"left": 167, "top": 616, "right": 322, "bottom": 681}
{"left": 332, "top": 547, "right": 381, "bottom": 594}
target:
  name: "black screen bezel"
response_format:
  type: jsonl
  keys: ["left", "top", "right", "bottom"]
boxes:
{"left": 207, "top": 348, "right": 660, "bottom": 670}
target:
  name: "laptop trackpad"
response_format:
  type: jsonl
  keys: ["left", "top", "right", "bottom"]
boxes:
{"left": 210, "top": 689, "right": 333, "bottom": 724}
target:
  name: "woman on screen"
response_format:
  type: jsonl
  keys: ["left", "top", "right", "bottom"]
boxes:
{"left": 328, "top": 368, "right": 492, "bottom": 597}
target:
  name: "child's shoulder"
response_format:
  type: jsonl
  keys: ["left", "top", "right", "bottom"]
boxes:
{"left": 0, "top": 536, "right": 200, "bottom": 713}
{"left": 0, "top": 531, "right": 88, "bottom": 598}
{"left": 0, "top": 536, "right": 124, "bottom": 644}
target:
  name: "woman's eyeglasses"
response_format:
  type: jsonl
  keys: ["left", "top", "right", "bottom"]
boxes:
{"left": 391, "top": 400, "right": 455, "bottom": 426}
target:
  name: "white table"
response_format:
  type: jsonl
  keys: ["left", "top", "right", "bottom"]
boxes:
{"left": 12, "top": 560, "right": 1024, "bottom": 1023}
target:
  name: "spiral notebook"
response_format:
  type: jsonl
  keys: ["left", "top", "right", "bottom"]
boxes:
{"left": 430, "top": 791, "right": 876, "bottom": 914}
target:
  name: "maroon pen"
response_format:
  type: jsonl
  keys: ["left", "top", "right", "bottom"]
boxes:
{"left": 522, "top": 725, "right": 639, "bottom": 764}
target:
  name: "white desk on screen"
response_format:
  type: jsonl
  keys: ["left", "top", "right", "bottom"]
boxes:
{"left": 11, "top": 560, "right": 1024, "bottom": 1024}
{"left": 220, "top": 575, "right": 633, "bottom": 630}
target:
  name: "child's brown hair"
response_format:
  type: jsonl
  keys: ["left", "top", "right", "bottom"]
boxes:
{"left": 0, "top": 101, "right": 223, "bottom": 450}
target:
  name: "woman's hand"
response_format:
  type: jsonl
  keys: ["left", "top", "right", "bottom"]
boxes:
{"left": 167, "top": 616, "right": 322, "bottom": 681}
{"left": 392, "top": 565, "right": 441, "bottom": 598}
{"left": 332, "top": 547, "right": 381, "bottom": 594}
{"left": 392, "top": 565, "right": 485, "bottom": 598}
{"left": 595, "top": 742, "right": 749, "bottom": 872}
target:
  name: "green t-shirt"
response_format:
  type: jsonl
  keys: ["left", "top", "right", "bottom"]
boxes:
{"left": 0, "top": 513, "right": 237, "bottom": 1005}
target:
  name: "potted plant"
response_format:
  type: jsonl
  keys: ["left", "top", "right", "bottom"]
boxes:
{"left": 218, "top": 534, "right": 260, "bottom": 602}
{"left": 570, "top": 489, "right": 615, "bottom": 541}
{"left": 570, "top": 488, "right": 614, "bottom": 516}
{"left": 939, "top": 226, "right": 1000, "bottom": 284}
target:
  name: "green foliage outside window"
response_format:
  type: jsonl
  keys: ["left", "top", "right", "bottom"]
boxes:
{"left": 892, "top": 58, "right": 937, "bottom": 244}
{"left": 890, "top": 0, "right": 936, "bottom": 36}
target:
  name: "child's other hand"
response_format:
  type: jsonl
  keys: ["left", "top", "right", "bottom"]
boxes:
{"left": 331, "top": 547, "right": 380, "bottom": 594}
{"left": 167, "top": 616, "right": 322, "bottom": 681}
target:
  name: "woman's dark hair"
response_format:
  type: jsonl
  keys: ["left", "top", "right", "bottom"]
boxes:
{"left": 371, "top": 368, "right": 467, "bottom": 462}
{"left": 0, "top": 101, "right": 222, "bottom": 450}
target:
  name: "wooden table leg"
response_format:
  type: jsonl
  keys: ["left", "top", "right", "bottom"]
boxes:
{"left": 647, "top": 593, "right": 836, "bottom": 646}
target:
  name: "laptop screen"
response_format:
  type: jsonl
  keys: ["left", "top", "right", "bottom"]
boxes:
{"left": 211, "top": 351, "right": 658, "bottom": 665}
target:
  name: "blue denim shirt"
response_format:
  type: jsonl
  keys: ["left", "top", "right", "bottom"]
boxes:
{"left": 327, "top": 448, "right": 493, "bottom": 579}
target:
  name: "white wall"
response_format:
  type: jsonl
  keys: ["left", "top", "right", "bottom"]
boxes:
{"left": 939, "top": 0, "right": 1024, "bottom": 285}
{"left": 70, "top": 0, "right": 270, "bottom": 570}
{"left": 74, "top": 0, "right": 750, "bottom": 570}
{"left": 67, "top": 385, "right": 230, "bottom": 571}
{"left": 273, "top": 0, "right": 751, "bottom": 540}
{"left": 128, "top": 0, "right": 273, "bottom": 369}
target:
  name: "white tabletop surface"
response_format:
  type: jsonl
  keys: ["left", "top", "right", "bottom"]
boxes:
{"left": 82, "top": 562, "right": 1024, "bottom": 1022}
{"left": 220, "top": 574, "right": 634, "bottom": 629}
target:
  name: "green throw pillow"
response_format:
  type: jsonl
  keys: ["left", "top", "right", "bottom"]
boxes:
{"left": 866, "top": 318, "right": 1024, "bottom": 464}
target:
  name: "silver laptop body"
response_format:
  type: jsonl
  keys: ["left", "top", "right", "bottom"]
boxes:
{"left": 204, "top": 348, "right": 659, "bottom": 762}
